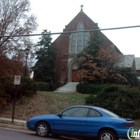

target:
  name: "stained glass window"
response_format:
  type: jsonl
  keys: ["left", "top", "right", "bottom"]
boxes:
{"left": 70, "top": 22, "right": 89, "bottom": 53}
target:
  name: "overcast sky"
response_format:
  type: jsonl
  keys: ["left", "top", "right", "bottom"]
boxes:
{"left": 29, "top": 0, "right": 140, "bottom": 57}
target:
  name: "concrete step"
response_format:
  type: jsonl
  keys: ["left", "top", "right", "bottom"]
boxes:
{"left": 55, "top": 82, "right": 79, "bottom": 93}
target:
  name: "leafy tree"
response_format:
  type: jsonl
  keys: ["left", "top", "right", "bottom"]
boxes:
{"left": 0, "top": 56, "right": 24, "bottom": 77}
{"left": 33, "top": 30, "right": 55, "bottom": 83}
{"left": 78, "top": 47, "right": 125, "bottom": 84}
{"left": 78, "top": 46, "right": 139, "bottom": 86}
{"left": 119, "top": 67, "right": 139, "bottom": 87}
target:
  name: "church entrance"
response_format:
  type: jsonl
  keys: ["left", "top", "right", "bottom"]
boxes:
{"left": 72, "top": 69, "right": 82, "bottom": 82}
{"left": 68, "top": 59, "right": 83, "bottom": 82}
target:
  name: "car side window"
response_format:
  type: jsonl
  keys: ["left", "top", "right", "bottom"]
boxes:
{"left": 88, "top": 109, "right": 102, "bottom": 117}
{"left": 62, "top": 107, "right": 89, "bottom": 117}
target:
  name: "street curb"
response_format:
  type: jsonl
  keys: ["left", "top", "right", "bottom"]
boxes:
{"left": 0, "top": 118, "right": 27, "bottom": 131}
{"left": 0, "top": 123, "right": 28, "bottom": 131}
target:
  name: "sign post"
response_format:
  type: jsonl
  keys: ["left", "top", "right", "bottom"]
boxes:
{"left": 13, "top": 75, "right": 21, "bottom": 85}
{"left": 12, "top": 75, "right": 21, "bottom": 123}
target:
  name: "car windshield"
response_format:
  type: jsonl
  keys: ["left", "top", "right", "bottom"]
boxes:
{"left": 100, "top": 108, "right": 119, "bottom": 117}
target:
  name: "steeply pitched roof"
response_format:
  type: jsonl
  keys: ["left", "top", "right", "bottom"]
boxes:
{"left": 64, "top": 10, "right": 96, "bottom": 31}
{"left": 135, "top": 57, "right": 140, "bottom": 70}
{"left": 53, "top": 7, "right": 122, "bottom": 54}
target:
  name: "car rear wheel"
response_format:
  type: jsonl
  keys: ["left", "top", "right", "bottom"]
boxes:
{"left": 35, "top": 121, "right": 50, "bottom": 137}
{"left": 98, "top": 130, "right": 117, "bottom": 140}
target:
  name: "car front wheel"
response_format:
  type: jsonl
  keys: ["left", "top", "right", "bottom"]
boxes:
{"left": 35, "top": 121, "right": 50, "bottom": 137}
{"left": 98, "top": 130, "right": 117, "bottom": 140}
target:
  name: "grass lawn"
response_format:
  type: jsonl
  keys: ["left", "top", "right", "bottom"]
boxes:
{"left": 0, "top": 91, "right": 89, "bottom": 120}
{"left": 38, "top": 91, "right": 89, "bottom": 114}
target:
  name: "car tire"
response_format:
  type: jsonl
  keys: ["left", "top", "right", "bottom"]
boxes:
{"left": 35, "top": 121, "right": 50, "bottom": 137}
{"left": 98, "top": 130, "right": 117, "bottom": 140}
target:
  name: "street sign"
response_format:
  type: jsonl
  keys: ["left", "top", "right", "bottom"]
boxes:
{"left": 14, "top": 75, "right": 21, "bottom": 85}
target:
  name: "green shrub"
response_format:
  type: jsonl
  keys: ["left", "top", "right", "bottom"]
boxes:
{"left": 85, "top": 84, "right": 140, "bottom": 119}
{"left": 48, "top": 83, "right": 56, "bottom": 91}
{"left": 102, "top": 84, "right": 119, "bottom": 93}
{"left": 87, "top": 84, "right": 105, "bottom": 94}
{"left": 0, "top": 76, "right": 37, "bottom": 100}
{"left": 36, "top": 82, "right": 49, "bottom": 91}
{"left": 35, "top": 82, "right": 56, "bottom": 91}
{"left": 0, "top": 89, "right": 11, "bottom": 109}
{"left": 76, "top": 83, "right": 89, "bottom": 93}
{"left": 0, "top": 76, "right": 37, "bottom": 109}
{"left": 0, "top": 76, "right": 15, "bottom": 97}
{"left": 18, "top": 77, "right": 37, "bottom": 97}
{"left": 76, "top": 83, "right": 105, "bottom": 94}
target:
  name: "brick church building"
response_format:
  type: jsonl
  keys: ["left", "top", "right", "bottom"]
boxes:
{"left": 52, "top": 6, "right": 136, "bottom": 87}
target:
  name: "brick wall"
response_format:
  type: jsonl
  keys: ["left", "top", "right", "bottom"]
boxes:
{"left": 52, "top": 11, "right": 122, "bottom": 87}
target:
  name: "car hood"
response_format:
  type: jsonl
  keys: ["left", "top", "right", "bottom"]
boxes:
{"left": 29, "top": 114, "right": 56, "bottom": 120}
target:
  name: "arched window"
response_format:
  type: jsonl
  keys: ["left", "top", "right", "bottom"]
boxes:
{"left": 77, "top": 22, "right": 84, "bottom": 31}
{"left": 70, "top": 22, "right": 89, "bottom": 53}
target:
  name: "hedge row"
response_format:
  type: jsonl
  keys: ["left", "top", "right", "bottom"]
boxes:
{"left": 36, "top": 82, "right": 56, "bottom": 91}
{"left": 76, "top": 83, "right": 105, "bottom": 94}
{"left": 0, "top": 76, "right": 56, "bottom": 109}
{"left": 85, "top": 84, "right": 140, "bottom": 119}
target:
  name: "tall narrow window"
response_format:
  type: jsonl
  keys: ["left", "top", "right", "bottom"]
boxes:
{"left": 70, "top": 22, "right": 89, "bottom": 53}
{"left": 77, "top": 32, "right": 83, "bottom": 52}
{"left": 71, "top": 33, "right": 76, "bottom": 52}
{"left": 84, "top": 32, "right": 89, "bottom": 48}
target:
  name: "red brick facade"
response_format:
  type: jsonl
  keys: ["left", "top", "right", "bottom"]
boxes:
{"left": 52, "top": 10, "right": 122, "bottom": 87}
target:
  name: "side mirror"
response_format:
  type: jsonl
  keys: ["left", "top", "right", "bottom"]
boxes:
{"left": 57, "top": 112, "right": 62, "bottom": 118}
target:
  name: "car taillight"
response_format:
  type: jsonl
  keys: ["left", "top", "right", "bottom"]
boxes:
{"left": 123, "top": 122, "right": 134, "bottom": 127}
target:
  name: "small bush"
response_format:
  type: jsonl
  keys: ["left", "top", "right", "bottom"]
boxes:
{"left": 18, "top": 77, "right": 37, "bottom": 97}
{"left": 87, "top": 84, "right": 105, "bottom": 94}
{"left": 35, "top": 82, "right": 56, "bottom": 91}
{"left": 48, "top": 83, "right": 56, "bottom": 91}
{"left": 76, "top": 83, "right": 89, "bottom": 93}
{"left": 76, "top": 83, "right": 105, "bottom": 94}
{"left": 36, "top": 82, "right": 49, "bottom": 91}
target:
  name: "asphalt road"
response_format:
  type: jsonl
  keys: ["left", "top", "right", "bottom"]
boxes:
{"left": 0, "top": 127, "right": 72, "bottom": 140}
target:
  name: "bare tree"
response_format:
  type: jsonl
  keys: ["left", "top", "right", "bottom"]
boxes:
{"left": 0, "top": 0, "right": 37, "bottom": 58}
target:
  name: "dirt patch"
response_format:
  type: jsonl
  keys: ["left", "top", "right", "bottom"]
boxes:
{"left": 0, "top": 94, "right": 50, "bottom": 120}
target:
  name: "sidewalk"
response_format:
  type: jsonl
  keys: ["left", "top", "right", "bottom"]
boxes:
{"left": 0, "top": 117, "right": 27, "bottom": 131}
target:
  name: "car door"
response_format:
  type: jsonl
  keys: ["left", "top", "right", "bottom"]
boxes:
{"left": 53, "top": 107, "right": 89, "bottom": 135}
{"left": 86, "top": 108, "right": 103, "bottom": 137}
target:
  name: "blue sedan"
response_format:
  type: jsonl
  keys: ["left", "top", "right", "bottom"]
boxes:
{"left": 27, "top": 105, "right": 135, "bottom": 140}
